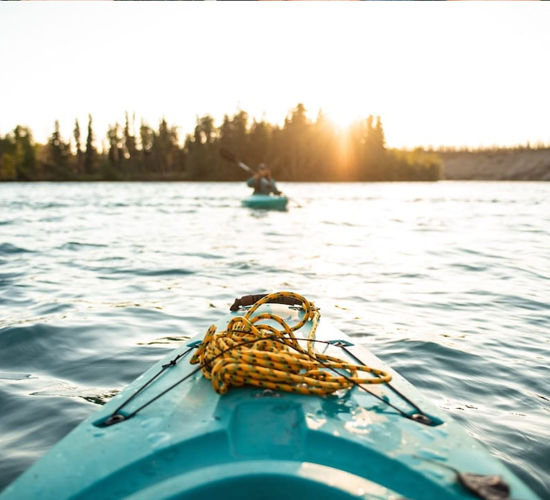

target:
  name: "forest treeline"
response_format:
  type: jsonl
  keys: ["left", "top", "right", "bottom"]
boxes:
{"left": 0, "top": 104, "right": 443, "bottom": 182}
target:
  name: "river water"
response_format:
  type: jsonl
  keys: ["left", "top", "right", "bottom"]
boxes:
{"left": 0, "top": 181, "right": 548, "bottom": 497}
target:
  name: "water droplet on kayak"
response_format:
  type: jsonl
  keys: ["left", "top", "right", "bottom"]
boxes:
{"left": 147, "top": 432, "right": 171, "bottom": 448}
{"left": 140, "top": 417, "right": 162, "bottom": 429}
{"left": 416, "top": 448, "right": 447, "bottom": 461}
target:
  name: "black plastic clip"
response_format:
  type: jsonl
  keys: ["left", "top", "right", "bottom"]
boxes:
{"left": 411, "top": 413, "right": 435, "bottom": 426}
{"left": 101, "top": 413, "right": 126, "bottom": 427}
{"left": 328, "top": 339, "right": 355, "bottom": 347}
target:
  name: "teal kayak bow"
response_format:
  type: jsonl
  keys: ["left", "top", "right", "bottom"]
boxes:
{"left": 1, "top": 292, "right": 539, "bottom": 500}
{"left": 241, "top": 194, "right": 289, "bottom": 210}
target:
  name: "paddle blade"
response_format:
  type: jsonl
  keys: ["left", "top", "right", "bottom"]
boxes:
{"left": 219, "top": 148, "right": 236, "bottom": 163}
{"left": 237, "top": 162, "right": 253, "bottom": 173}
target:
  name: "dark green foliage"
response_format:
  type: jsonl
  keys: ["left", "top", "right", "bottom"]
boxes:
{"left": 0, "top": 105, "right": 444, "bottom": 182}
{"left": 84, "top": 114, "right": 97, "bottom": 175}
{"left": 185, "top": 115, "right": 218, "bottom": 181}
{"left": 0, "top": 126, "right": 36, "bottom": 180}
{"left": 46, "top": 121, "right": 72, "bottom": 179}
{"left": 73, "top": 119, "right": 83, "bottom": 174}
{"left": 124, "top": 112, "right": 138, "bottom": 162}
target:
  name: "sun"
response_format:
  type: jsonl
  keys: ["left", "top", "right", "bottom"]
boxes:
{"left": 324, "top": 108, "right": 363, "bottom": 132}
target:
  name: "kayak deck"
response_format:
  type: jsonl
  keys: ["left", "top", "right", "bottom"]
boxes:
{"left": 1, "top": 303, "right": 538, "bottom": 500}
{"left": 241, "top": 194, "right": 289, "bottom": 210}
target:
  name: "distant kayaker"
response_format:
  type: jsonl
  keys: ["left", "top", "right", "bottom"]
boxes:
{"left": 247, "top": 163, "right": 281, "bottom": 195}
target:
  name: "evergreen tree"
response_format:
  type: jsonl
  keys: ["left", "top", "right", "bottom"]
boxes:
{"left": 154, "top": 118, "right": 179, "bottom": 174}
{"left": 47, "top": 120, "right": 70, "bottom": 174}
{"left": 185, "top": 115, "right": 217, "bottom": 180}
{"left": 281, "top": 103, "right": 313, "bottom": 180}
{"left": 13, "top": 126, "right": 36, "bottom": 180}
{"left": 248, "top": 119, "right": 271, "bottom": 170}
{"left": 194, "top": 115, "right": 216, "bottom": 145}
{"left": 84, "top": 114, "right": 96, "bottom": 175}
{"left": 73, "top": 119, "right": 83, "bottom": 174}
{"left": 218, "top": 111, "right": 250, "bottom": 179}
{"left": 373, "top": 116, "right": 386, "bottom": 152}
{"left": 231, "top": 111, "right": 249, "bottom": 160}
{"left": 0, "top": 133, "right": 17, "bottom": 180}
{"left": 107, "top": 123, "right": 123, "bottom": 167}
{"left": 139, "top": 121, "right": 154, "bottom": 172}
{"left": 124, "top": 112, "right": 138, "bottom": 163}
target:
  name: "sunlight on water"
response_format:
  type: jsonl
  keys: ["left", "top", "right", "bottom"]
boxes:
{"left": 0, "top": 181, "right": 549, "bottom": 497}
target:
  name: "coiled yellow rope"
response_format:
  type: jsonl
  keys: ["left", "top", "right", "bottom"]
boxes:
{"left": 190, "top": 291, "right": 392, "bottom": 396}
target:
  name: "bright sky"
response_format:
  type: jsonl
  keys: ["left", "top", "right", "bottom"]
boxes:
{"left": 1, "top": 2, "right": 549, "bottom": 149}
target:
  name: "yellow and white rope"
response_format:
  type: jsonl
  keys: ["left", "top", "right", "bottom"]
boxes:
{"left": 190, "top": 291, "right": 391, "bottom": 395}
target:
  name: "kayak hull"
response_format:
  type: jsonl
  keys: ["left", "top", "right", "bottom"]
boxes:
{"left": 1, "top": 303, "right": 539, "bottom": 500}
{"left": 241, "top": 194, "right": 288, "bottom": 210}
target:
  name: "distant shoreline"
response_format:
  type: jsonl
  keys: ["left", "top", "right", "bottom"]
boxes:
{"left": 441, "top": 148, "right": 550, "bottom": 181}
{"left": 2, "top": 147, "right": 549, "bottom": 183}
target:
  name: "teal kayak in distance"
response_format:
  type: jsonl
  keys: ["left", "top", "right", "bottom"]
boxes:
{"left": 1, "top": 296, "right": 539, "bottom": 500}
{"left": 241, "top": 193, "right": 289, "bottom": 210}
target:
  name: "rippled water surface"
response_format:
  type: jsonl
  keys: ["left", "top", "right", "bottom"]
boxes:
{"left": 0, "top": 181, "right": 549, "bottom": 497}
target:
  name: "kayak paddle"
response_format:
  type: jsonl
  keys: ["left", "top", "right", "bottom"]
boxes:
{"left": 219, "top": 148, "right": 254, "bottom": 174}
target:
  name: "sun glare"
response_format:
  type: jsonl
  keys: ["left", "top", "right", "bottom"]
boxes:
{"left": 325, "top": 109, "right": 362, "bottom": 132}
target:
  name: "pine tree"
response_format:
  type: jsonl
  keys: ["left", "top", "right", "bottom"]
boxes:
{"left": 47, "top": 120, "right": 70, "bottom": 172}
{"left": 13, "top": 126, "right": 36, "bottom": 180}
{"left": 73, "top": 119, "right": 83, "bottom": 173}
{"left": 185, "top": 115, "right": 217, "bottom": 180}
{"left": 124, "top": 112, "right": 137, "bottom": 161}
{"left": 281, "top": 103, "right": 312, "bottom": 180}
{"left": 107, "top": 123, "right": 122, "bottom": 166}
{"left": 84, "top": 114, "right": 96, "bottom": 175}
{"left": 248, "top": 120, "right": 271, "bottom": 170}
{"left": 139, "top": 121, "right": 154, "bottom": 173}
{"left": 373, "top": 116, "right": 386, "bottom": 153}
{"left": 0, "top": 132, "right": 17, "bottom": 180}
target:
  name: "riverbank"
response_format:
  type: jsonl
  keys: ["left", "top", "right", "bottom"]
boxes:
{"left": 441, "top": 148, "right": 550, "bottom": 181}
